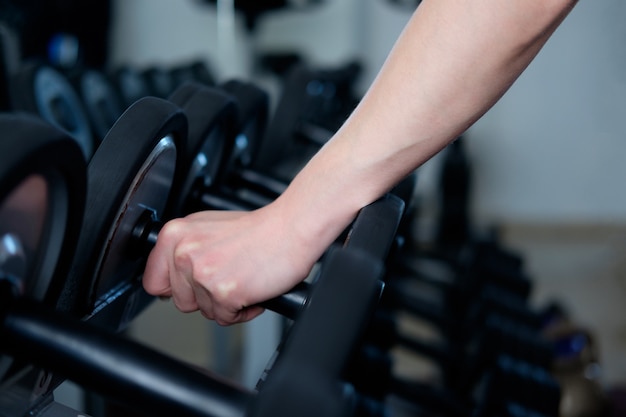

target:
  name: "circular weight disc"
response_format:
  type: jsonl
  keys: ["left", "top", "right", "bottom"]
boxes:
{"left": 168, "top": 82, "right": 238, "bottom": 216}
{"left": 219, "top": 80, "right": 269, "bottom": 170}
{"left": 0, "top": 113, "right": 86, "bottom": 306}
{"left": 142, "top": 66, "right": 174, "bottom": 98}
{"left": 110, "top": 66, "right": 151, "bottom": 109}
{"left": 0, "top": 112, "right": 86, "bottom": 389}
{"left": 75, "top": 69, "right": 124, "bottom": 143}
{"left": 9, "top": 62, "right": 95, "bottom": 160}
{"left": 61, "top": 96, "right": 187, "bottom": 319}
{"left": 170, "top": 60, "right": 216, "bottom": 89}
{"left": 254, "top": 65, "right": 312, "bottom": 171}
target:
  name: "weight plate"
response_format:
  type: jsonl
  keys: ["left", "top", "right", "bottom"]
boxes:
{"left": 0, "top": 112, "right": 85, "bottom": 390}
{"left": 60, "top": 97, "right": 187, "bottom": 322}
{"left": 219, "top": 80, "right": 269, "bottom": 171}
{"left": 110, "top": 66, "right": 151, "bottom": 108}
{"left": 170, "top": 60, "right": 216, "bottom": 89}
{"left": 142, "top": 66, "right": 174, "bottom": 98}
{"left": 9, "top": 61, "right": 95, "bottom": 160}
{"left": 168, "top": 82, "right": 238, "bottom": 216}
{"left": 256, "top": 64, "right": 313, "bottom": 171}
{"left": 71, "top": 68, "right": 124, "bottom": 144}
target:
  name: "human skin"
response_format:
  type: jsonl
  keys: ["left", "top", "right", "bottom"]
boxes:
{"left": 143, "top": 0, "right": 578, "bottom": 325}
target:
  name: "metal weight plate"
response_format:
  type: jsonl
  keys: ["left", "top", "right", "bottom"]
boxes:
{"left": 0, "top": 112, "right": 85, "bottom": 400}
{"left": 167, "top": 82, "right": 239, "bottom": 216}
{"left": 70, "top": 68, "right": 125, "bottom": 144}
{"left": 60, "top": 97, "right": 187, "bottom": 328}
{"left": 9, "top": 61, "right": 95, "bottom": 160}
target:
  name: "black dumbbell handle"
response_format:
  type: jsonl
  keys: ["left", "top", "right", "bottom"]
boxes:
{"left": 132, "top": 211, "right": 308, "bottom": 319}
{"left": 133, "top": 193, "right": 405, "bottom": 319}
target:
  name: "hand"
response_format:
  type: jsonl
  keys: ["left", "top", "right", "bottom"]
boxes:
{"left": 142, "top": 203, "right": 318, "bottom": 325}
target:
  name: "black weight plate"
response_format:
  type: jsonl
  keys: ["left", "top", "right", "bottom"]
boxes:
{"left": 219, "top": 79, "right": 269, "bottom": 171}
{"left": 170, "top": 60, "right": 216, "bottom": 88}
{"left": 256, "top": 64, "right": 313, "bottom": 172}
{"left": 252, "top": 246, "right": 384, "bottom": 417}
{"left": 9, "top": 61, "right": 95, "bottom": 160}
{"left": 168, "top": 82, "right": 238, "bottom": 216}
{"left": 0, "top": 112, "right": 85, "bottom": 389}
{"left": 0, "top": 112, "right": 86, "bottom": 306}
{"left": 142, "top": 66, "right": 175, "bottom": 98}
{"left": 0, "top": 23, "right": 20, "bottom": 110}
{"left": 109, "top": 66, "right": 151, "bottom": 108}
{"left": 60, "top": 97, "right": 187, "bottom": 322}
{"left": 70, "top": 68, "right": 124, "bottom": 144}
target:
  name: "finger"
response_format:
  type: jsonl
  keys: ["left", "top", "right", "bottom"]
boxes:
{"left": 169, "top": 265, "right": 200, "bottom": 313}
{"left": 142, "top": 239, "right": 172, "bottom": 296}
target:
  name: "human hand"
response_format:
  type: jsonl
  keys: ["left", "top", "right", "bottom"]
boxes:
{"left": 142, "top": 203, "right": 319, "bottom": 325}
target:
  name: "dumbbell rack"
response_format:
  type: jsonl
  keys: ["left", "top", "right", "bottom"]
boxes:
{"left": 0, "top": 26, "right": 572, "bottom": 414}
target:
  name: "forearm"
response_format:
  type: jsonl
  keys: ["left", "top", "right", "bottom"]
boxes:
{"left": 273, "top": 0, "right": 577, "bottom": 262}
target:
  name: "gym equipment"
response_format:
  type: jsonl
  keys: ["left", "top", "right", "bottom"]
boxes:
{"left": 259, "top": 62, "right": 360, "bottom": 182}
{"left": 57, "top": 96, "right": 187, "bottom": 326}
{"left": 0, "top": 121, "right": 399, "bottom": 415}
{"left": 109, "top": 66, "right": 152, "bottom": 109}
{"left": 434, "top": 137, "right": 472, "bottom": 251}
{"left": 219, "top": 79, "right": 269, "bottom": 174}
{"left": 167, "top": 81, "right": 282, "bottom": 215}
{"left": 142, "top": 65, "right": 175, "bottom": 99}
{"left": 170, "top": 59, "right": 216, "bottom": 89}
{"left": 199, "top": 0, "right": 325, "bottom": 31}
{"left": 1, "top": 244, "right": 385, "bottom": 417}
{"left": 8, "top": 61, "right": 94, "bottom": 160}
{"left": 0, "top": 112, "right": 86, "bottom": 415}
{"left": 0, "top": 23, "right": 21, "bottom": 110}
{"left": 67, "top": 67, "right": 125, "bottom": 144}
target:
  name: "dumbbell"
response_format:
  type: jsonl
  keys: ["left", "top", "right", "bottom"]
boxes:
{"left": 0, "top": 22, "right": 20, "bottom": 110}
{"left": 167, "top": 80, "right": 416, "bottom": 225}
{"left": 54, "top": 86, "right": 404, "bottom": 327}
{"left": 142, "top": 65, "right": 176, "bottom": 99}
{"left": 338, "top": 326, "right": 557, "bottom": 417}
{"left": 109, "top": 65, "right": 152, "bottom": 109}
{"left": 166, "top": 81, "right": 538, "bottom": 386}
{"left": 169, "top": 59, "right": 216, "bottom": 89}
{"left": 7, "top": 60, "right": 94, "bottom": 160}
{"left": 203, "top": 79, "right": 293, "bottom": 205}
{"left": 166, "top": 80, "right": 298, "bottom": 216}
{"left": 378, "top": 243, "right": 535, "bottom": 355}
{"left": 66, "top": 66, "right": 125, "bottom": 144}
{"left": 52, "top": 95, "right": 187, "bottom": 325}
{"left": 0, "top": 114, "right": 392, "bottom": 416}
{"left": 2, "top": 245, "right": 385, "bottom": 417}
{"left": 376, "top": 275, "right": 544, "bottom": 352}
{"left": 390, "top": 235, "right": 531, "bottom": 309}
{"left": 350, "top": 307, "right": 555, "bottom": 392}
{"left": 0, "top": 112, "right": 86, "bottom": 413}
{"left": 259, "top": 62, "right": 361, "bottom": 183}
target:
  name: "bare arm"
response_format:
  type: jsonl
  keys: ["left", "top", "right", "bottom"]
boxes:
{"left": 143, "top": 0, "right": 577, "bottom": 325}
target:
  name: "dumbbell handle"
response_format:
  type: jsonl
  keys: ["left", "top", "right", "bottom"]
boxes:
{"left": 131, "top": 193, "right": 405, "bottom": 319}
{"left": 132, "top": 210, "right": 309, "bottom": 319}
